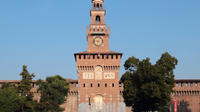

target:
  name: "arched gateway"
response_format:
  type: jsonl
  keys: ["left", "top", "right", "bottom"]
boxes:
{"left": 93, "top": 95, "right": 103, "bottom": 111}
{"left": 74, "top": 0, "right": 125, "bottom": 112}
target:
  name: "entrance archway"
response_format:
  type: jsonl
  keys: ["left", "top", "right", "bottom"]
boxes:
{"left": 93, "top": 95, "right": 103, "bottom": 111}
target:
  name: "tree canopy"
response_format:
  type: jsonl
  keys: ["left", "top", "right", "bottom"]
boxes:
{"left": 36, "top": 75, "right": 69, "bottom": 112}
{"left": 18, "top": 65, "right": 35, "bottom": 98}
{"left": 0, "top": 65, "right": 70, "bottom": 112}
{"left": 0, "top": 86, "right": 23, "bottom": 112}
{"left": 18, "top": 65, "right": 36, "bottom": 112}
{"left": 0, "top": 65, "right": 36, "bottom": 112}
{"left": 121, "top": 52, "right": 178, "bottom": 112}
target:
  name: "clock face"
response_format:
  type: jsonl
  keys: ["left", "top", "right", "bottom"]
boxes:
{"left": 93, "top": 37, "right": 103, "bottom": 46}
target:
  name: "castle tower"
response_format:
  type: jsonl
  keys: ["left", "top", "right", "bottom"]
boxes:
{"left": 74, "top": 0, "right": 124, "bottom": 111}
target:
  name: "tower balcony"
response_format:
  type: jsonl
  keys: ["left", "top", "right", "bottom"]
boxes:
{"left": 87, "top": 25, "right": 110, "bottom": 35}
{"left": 91, "top": 8, "right": 105, "bottom": 11}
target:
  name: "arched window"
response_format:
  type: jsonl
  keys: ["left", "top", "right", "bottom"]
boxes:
{"left": 97, "top": 3, "right": 99, "bottom": 9}
{"left": 112, "top": 83, "right": 114, "bottom": 87}
{"left": 96, "top": 15, "right": 100, "bottom": 23}
{"left": 100, "top": 4, "right": 102, "bottom": 9}
{"left": 83, "top": 83, "right": 85, "bottom": 87}
{"left": 91, "top": 83, "right": 93, "bottom": 87}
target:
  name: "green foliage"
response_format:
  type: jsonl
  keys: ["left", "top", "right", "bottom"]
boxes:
{"left": 35, "top": 75, "right": 69, "bottom": 112}
{"left": 18, "top": 65, "right": 35, "bottom": 97}
{"left": 0, "top": 65, "right": 70, "bottom": 112}
{"left": 0, "top": 86, "right": 24, "bottom": 112}
{"left": 121, "top": 52, "right": 178, "bottom": 112}
{"left": 0, "top": 65, "right": 36, "bottom": 112}
{"left": 18, "top": 65, "right": 36, "bottom": 112}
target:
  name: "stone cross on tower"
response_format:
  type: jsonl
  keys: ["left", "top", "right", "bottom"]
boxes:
{"left": 74, "top": 0, "right": 125, "bottom": 112}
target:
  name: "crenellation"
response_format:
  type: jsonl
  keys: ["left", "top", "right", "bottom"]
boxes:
{"left": 77, "top": 65, "right": 120, "bottom": 72}
{"left": 174, "top": 80, "right": 200, "bottom": 88}
{"left": 75, "top": 54, "right": 122, "bottom": 61}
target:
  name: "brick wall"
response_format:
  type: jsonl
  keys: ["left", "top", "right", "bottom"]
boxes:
{"left": 1, "top": 79, "right": 200, "bottom": 112}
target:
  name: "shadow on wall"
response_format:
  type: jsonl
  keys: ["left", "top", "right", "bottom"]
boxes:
{"left": 170, "top": 100, "right": 191, "bottom": 112}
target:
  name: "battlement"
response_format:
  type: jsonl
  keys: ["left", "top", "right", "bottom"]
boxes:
{"left": 172, "top": 80, "right": 200, "bottom": 96}
{"left": 75, "top": 52, "right": 122, "bottom": 60}
{"left": 174, "top": 79, "right": 200, "bottom": 88}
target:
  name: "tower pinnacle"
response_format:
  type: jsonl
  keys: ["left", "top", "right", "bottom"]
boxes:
{"left": 92, "top": 0, "right": 104, "bottom": 9}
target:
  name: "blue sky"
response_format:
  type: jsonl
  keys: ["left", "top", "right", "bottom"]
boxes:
{"left": 0, "top": 0, "right": 200, "bottom": 80}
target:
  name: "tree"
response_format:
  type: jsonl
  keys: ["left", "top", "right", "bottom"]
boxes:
{"left": 0, "top": 65, "right": 36, "bottom": 112}
{"left": 35, "top": 75, "right": 69, "bottom": 112}
{"left": 121, "top": 52, "right": 178, "bottom": 112}
{"left": 18, "top": 65, "right": 36, "bottom": 112}
{"left": 0, "top": 86, "right": 24, "bottom": 112}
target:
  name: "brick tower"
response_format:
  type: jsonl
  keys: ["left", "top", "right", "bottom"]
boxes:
{"left": 74, "top": 0, "right": 123, "bottom": 111}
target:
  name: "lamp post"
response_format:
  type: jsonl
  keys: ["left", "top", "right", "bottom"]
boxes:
{"left": 89, "top": 97, "right": 92, "bottom": 111}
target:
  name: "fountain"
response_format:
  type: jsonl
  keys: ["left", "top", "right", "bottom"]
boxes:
{"left": 78, "top": 102, "right": 126, "bottom": 112}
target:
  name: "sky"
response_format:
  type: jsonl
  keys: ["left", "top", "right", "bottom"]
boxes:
{"left": 0, "top": 0, "right": 200, "bottom": 80}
